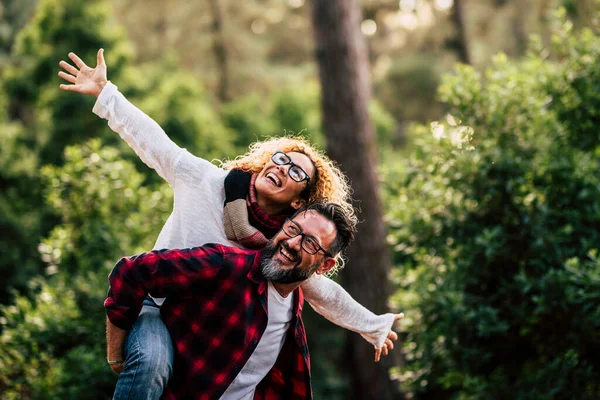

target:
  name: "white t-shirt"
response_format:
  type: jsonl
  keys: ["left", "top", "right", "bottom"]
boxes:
{"left": 220, "top": 283, "right": 294, "bottom": 399}
{"left": 93, "top": 82, "right": 395, "bottom": 348}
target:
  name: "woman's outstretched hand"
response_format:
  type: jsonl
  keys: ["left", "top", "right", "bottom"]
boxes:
{"left": 58, "top": 49, "right": 107, "bottom": 97}
{"left": 374, "top": 313, "right": 404, "bottom": 363}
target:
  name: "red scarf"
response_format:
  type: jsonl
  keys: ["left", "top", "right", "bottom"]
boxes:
{"left": 223, "top": 170, "right": 292, "bottom": 248}
{"left": 246, "top": 174, "right": 291, "bottom": 239}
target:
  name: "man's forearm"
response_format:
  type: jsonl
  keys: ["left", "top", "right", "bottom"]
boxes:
{"left": 106, "top": 316, "right": 128, "bottom": 362}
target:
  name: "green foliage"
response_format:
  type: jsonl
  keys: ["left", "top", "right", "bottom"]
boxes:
{"left": 221, "top": 92, "right": 277, "bottom": 151}
{"left": 0, "top": 0, "right": 130, "bottom": 304}
{"left": 4, "top": 0, "right": 131, "bottom": 164}
{"left": 221, "top": 81, "right": 396, "bottom": 155}
{"left": 0, "top": 85, "right": 45, "bottom": 303}
{"left": 122, "top": 58, "right": 237, "bottom": 167}
{"left": 385, "top": 13, "right": 600, "bottom": 400}
{"left": 0, "top": 140, "right": 172, "bottom": 398}
{"left": 0, "top": 0, "right": 37, "bottom": 68}
{"left": 0, "top": 118, "right": 46, "bottom": 305}
{"left": 0, "top": 0, "right": 239, "bottom": 303}
{"left": 376, "top": 55, "right": 445, "bottom": 126}
{"left": 269, "top": 84, "right": 323, "bottom": 144}
{"left": 370, "top": 99, "right": 397, "bottom": 147}
{"left": 221, "top": 82, "right": 325, "bottom": 151}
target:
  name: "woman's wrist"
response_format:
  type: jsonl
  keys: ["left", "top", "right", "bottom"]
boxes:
{"left": 95, "top": 79, "right": 108, "bottom": 98}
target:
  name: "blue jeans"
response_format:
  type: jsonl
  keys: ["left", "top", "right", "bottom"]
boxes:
{"left": 113, "top": 298, "right": 174, "bottom": 400}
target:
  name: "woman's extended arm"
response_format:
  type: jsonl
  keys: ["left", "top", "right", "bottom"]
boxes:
{"left": 59, "top": 49, "right": 191, "bottom": 185}
{"left": 300, "top": 274, "right": 402, "bottom": 361}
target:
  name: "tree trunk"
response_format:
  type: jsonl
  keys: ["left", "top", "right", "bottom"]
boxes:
{"left": 511, "top": 0, "right": 529, "bottom": 57}
{"left": 311, "top": 1, "right": 403, "bottom": 399}
{"left": 448, "top": 0, "right": 471, "bottom": 64}
{"left": 157, "top": 2, "right": 168, "bottom": 54}
{"left": 574, "top": 0, "right": 597, "bottom": 29}
{"left": 208, "top": 0, "right": 230, "bottom": 102}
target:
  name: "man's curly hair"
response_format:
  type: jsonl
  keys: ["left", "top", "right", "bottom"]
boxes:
{"left": 221, "top": 136, "right": 357, "bottom": 274}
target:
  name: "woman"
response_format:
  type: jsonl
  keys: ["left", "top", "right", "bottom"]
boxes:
{"left": 59, "top": 49, "right": 401, "bottom": 399}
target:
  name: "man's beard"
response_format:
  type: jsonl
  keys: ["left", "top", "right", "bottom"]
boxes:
{"left": 260, "top": 241, "right": 323, "bottom": 284}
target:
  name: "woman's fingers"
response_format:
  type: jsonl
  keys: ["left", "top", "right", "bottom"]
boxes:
{"left": 97, "top": 48, "right": 106, "bottom": 67}
{"left": 385, "top": 338, "right": 394, "bottom": 351}
{"left": 374, "top": 347, "right": 381, "bottom": 362}
{"left": 394, "top": 313, "right": 405, "bottom": 323}
{"left": 58, "top": 71, "right": 77, "bottom": 84}
{"left": 68, "top": 52, "right": 87, "bottom": 69}
{"left": 59, "top": 83, "right": 82, "bottom": 92}
{"left": 59, "top": 60, "right": 79, "bottom": 76}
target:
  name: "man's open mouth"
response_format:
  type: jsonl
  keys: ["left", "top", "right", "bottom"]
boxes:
{"left": 279, "top": 244, "right": 297, "bottom": 262}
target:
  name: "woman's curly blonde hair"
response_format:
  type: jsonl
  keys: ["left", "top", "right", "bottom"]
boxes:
{"left": 221, "top": 136, "right": 357, "bottom": 274}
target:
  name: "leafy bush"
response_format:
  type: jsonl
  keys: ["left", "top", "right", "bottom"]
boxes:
{"left": 122, "top": 58, "right": 237, "bottom": 166}
{"left": 0, "top": 0, "right": 130, "bottom": 305}
{"left": 0, "top": 140, "right": 172, "bottom": 398}
{"left": 385, "top": 11, "right": 600, "bottom": 400}
{"left": 376, "top": 54, "right": 445, "bottom": 141}
{"left": 222, "top": 81, "right": 396, "bottom": 154}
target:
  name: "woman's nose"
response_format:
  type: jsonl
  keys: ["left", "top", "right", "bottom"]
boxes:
{"left": 277, "top": 164, "right": 288, "bottom": 176}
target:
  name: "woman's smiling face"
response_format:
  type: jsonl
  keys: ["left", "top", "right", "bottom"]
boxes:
{"left": 254, "top": 151, "right": 316, "bottom": 211}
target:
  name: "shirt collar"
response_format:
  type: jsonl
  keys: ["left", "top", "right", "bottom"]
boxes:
{"left": 247, "top": 250, "right": 304, "bottom": 317}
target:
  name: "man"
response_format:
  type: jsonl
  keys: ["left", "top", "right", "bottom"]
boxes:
{"left": 105, "top": 202, "right": 395, "bottom": 399}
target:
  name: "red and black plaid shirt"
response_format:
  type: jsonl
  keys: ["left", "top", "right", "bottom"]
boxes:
{"left": 104, "top": 244, "right": 312, "bottom": 400}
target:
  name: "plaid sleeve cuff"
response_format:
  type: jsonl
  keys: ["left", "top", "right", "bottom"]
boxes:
{"left": 104, "top": 296, "right": 139, "bottom": 331}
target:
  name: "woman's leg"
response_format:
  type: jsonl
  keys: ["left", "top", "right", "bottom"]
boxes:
{"left": 112, "top": 298, "right": 174, "bottom": 400}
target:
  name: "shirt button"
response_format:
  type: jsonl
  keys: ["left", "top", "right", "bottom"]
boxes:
{"left": 252, "top": 339, "right": 258, "bottom": 346}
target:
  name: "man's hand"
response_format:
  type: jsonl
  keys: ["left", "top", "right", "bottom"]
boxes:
{"left": 374, "top": 313, "right": 404, "bottom": 363}
{"left": 58, "top": 49, "right": 108, "bottom": 97}
{"left": 109, "top": 362, "right": 124, "bottom": 375}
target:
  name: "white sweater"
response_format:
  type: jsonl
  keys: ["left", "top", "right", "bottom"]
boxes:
{"left": 93, "top": 82, "right": 395, "bottom": 348}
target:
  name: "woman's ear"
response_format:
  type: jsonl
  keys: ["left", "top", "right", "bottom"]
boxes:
{"left": 290, "top": 198, "right": 306, "bottom": 210}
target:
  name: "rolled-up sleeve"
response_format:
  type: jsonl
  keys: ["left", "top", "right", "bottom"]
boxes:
{"left": 104, "top": 245, "right": 225, "bottom": 330}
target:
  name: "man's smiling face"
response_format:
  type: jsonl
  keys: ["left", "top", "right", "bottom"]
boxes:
{"left": 260, "top": 210, "right": 336, "bottom": 284}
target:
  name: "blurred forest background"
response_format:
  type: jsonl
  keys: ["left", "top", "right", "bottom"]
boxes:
{"left": 1, "top": 0, "right": 599, "bottom": 399}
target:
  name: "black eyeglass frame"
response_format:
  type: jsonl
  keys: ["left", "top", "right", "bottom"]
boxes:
{"left": 282, "top": 219, "right": 333, "bottom": 257}
{"left": 271, "top": 150, "right": 311, "bottom": 185}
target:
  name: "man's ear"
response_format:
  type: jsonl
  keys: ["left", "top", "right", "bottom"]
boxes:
{"left": 315, "top": 257, "right": 336, "bottom": 276}
{"left": 290, "top": 197, "right": 306, "bottom": 210}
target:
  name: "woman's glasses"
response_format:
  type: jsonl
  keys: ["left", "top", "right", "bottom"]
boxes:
{"left": 271, "top": 150, "right": 311, "bottom": 184}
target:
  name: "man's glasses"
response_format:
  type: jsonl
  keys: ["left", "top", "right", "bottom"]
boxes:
{"left": 271, "top": 151, "right": 311, "bottom": 184}
{"left": 282, "top": 219, "right": 332, "bottom": 257}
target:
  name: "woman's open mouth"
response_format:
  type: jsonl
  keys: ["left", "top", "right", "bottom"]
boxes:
{"left": 266, "top": 172, "right": 282, "bottom": 187}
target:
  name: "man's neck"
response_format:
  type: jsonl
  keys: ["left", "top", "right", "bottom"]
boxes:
{"left": 270, "top": 282, "right": 300, "bottom": 298}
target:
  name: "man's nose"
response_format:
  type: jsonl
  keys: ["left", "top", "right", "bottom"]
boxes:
{"left": 286, "top": 235, "right": 302, "bottom": 251}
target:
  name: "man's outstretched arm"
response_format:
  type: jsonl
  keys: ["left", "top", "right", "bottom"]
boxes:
{"left": 105, "top": 245, "right": 226, "bottom": 331}
{"left": 106, "top": 316, "right": 127, "bottom": 374}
